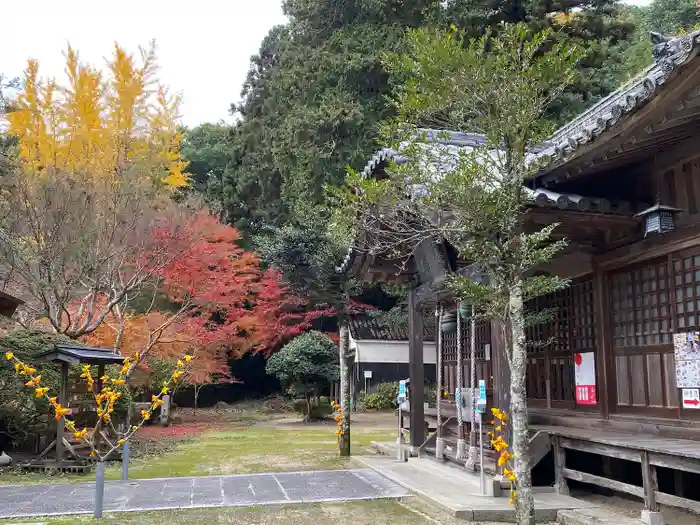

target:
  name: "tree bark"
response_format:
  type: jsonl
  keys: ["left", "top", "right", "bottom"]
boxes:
{"left": 338, "top": 319, "right": 351, "bottom": 456}
{"left": 509, "top": 281, "right": 535, "bottom": 525}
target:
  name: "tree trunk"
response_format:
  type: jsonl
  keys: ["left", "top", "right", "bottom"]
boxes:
{"left": 509, "top": 282, "right": 535, "bottom": 525}
{"left": 338, "top": 320, "right": 351, "bottom": 456}
{"left": 194, "top": 384, "right": 201, "bottom": 414}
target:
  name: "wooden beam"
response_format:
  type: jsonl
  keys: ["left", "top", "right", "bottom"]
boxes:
{"left": 408, "top": 286, "right": 425, "bottom": 450}
{"left": 649, "top": 452, "right": 700, "bottom": 476}
{"left": 559, "top": 437, "right": 640, "bottom": 462}
{"left": 641, "top": 451, "right": 660, "bottom": 512}
{"left": 655, "top": 491, "right": 700, "bottom": 515}
{"left": 562, "top": 468, "right": 645, "bottom": 498}
{"left": 553, "top": 436, "right": 569, "bottom": 496}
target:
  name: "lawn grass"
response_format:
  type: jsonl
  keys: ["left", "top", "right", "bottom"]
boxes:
{"left": 0, "top": 499, "right": 460, "bottom": 525}
{"left": 0, "top": 409, "right": 396, "bottom": 485}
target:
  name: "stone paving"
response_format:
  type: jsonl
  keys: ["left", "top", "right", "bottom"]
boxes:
{"left": 0, "top": 469, "right": 409, "bottom": 519}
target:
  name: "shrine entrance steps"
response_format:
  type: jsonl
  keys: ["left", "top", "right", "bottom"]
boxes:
{"left": 357, "top": 453, "right": 596, "bottom": 522}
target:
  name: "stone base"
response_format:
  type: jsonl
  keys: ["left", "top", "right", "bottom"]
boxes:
{"left": 464, "top": 445, "right": 478, "bottom": 471}
{"left": 456, "top": 439, "right": 467, "bottom": 460}
{"left": 435, "top": 437, "right": 445, "bottom": 459}
{"left": 641, "top": 510, "right": 665, "bottom": 525}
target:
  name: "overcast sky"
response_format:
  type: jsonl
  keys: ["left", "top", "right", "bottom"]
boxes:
{"left": 3, "top": 0, "right": 651, "bottom": 128}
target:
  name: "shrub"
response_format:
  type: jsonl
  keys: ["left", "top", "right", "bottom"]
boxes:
{"left": 360, "top": 381, "right": 399, "bottom": 411}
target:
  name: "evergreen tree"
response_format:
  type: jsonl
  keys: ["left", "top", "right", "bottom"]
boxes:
{"left": 216, "top": 0, "right": 635, "bottom": 235}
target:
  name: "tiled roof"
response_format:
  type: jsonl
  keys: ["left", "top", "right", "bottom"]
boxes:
{"left": 349, "top": 314, "right": 436, "bottom": 342}
{"left": 534, "top": 30, "right": 700, "bottom": 174}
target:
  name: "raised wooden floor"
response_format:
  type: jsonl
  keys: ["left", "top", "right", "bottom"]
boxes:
{"left": 537, "top": 424, "right": 700, "bottom": 519}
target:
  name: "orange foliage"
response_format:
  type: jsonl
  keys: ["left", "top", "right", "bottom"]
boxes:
{"left": 83, "top": 212, "right": 323, "bottom": 387}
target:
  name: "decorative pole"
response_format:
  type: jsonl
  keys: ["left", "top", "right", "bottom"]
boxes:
{"left": 435, "top": 304, "right": 445, "bottom": 459}
{"left": 456, "top": 305, "right": 467, "bottom": 460}
{"left": 465, "top": 314, "right": 479, "bottom": 470}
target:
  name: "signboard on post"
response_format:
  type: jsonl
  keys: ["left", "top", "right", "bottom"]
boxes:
{"left": 364, "top": 370, "right": 373, "bottom": 379}
{"left": 682, "top": 388, "right": 700, "bottom": 409}
{"left": 398, "top": 380, "right": 407, "bottom": 402}
{"left": 476, "top": 379, "right": 487, "bottom": 414}
{"left": 574, "top": 352, "right": 597, "bottom": 405}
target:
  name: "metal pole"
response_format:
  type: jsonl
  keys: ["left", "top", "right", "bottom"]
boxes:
{"left": 397, "top": 405, "right": 403, "bottom": 461}
{"left": 94, "top": 460, "right": 106, "bottom": 518}
{"left": 122, "top": 440, "right": 129, "bottom": 480}
{"left": 479, "top": 412, "right": 485, "bottom": 495}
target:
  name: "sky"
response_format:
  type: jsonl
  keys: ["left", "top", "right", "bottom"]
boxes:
{"left": 3, "top": 0, "right": 288, "bottom": 127}
{"left": 3, "top": 0, "right": 651, "bottom": 128}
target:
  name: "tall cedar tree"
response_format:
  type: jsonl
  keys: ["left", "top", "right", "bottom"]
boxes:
{"left": 212, "top": 0, "right": 632, "bottom": 235}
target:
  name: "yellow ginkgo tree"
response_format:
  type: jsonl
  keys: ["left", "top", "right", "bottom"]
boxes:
{"left": 6, "top": 42, "right": 188, "bottom": 188}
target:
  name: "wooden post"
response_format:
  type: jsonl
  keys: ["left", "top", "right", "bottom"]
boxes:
{"left": 641, "top": 451, "right": 660, "bottom": 512}
{"left": 491, "top": 320, "right": 510, "bottom": 413}
{"left": 593, "top": 260, "right": 613, "bottom": 419}
{"left": 56, "top": 362, "right": 69, "bottom": 462}
{"left": 553, "top": 436, "right": 569, "bottom": 496}
{"left": 408, "top": 286, "right": 425, "bottom": 452}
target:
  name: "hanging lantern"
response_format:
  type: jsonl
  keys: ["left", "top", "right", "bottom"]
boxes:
{"left": 635, "top": 203, "right": 683, "bottom": 237}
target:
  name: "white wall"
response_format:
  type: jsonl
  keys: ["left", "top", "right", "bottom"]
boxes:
{"left": 350, "top": 337, "right": 437, "bottom": 365}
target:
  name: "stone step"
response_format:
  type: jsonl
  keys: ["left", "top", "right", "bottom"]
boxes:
{"left": 558, "top": 508, "right": 644, "bottom": 525}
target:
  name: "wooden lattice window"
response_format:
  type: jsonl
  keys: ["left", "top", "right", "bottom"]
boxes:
{"left": 672, "top": 253, "right": 700, "bottom": 330}
{"left": 611, "top": 259, "right": 670, "bottom": 348}
{"left": 525, "top": 279, "right": 596, "bottom": 354}
{"left": 525, "top": 279, "right": 594, "bottom": 406}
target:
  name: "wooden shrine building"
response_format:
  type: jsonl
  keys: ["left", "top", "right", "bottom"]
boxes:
{"left": 338, "top": 30, "right": 700, "bottom": 523}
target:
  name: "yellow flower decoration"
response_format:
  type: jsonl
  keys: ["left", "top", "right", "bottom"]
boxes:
{"left": 5, "top": 352, "right": 14, "bottom": 360}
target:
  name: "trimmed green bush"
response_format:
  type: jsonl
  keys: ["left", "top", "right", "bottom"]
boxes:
{"left": 360, "top": 381, "right": 399, "bottom": 411}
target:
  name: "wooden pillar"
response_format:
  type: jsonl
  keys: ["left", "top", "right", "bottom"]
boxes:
{"left": 56, "top": 362, "right": 69, "bottom": 462}
{"left": 491, "top": 319, "right": 510, "bottom": 411}
{"left": 641, "top": 451, "right": 660, "bottom": 513}
{"left": 593, "top": 261, "right": 613, "bottom": 419}
{"left": 408, "top": 287, "right": 425, "bottom": 450}
{"left": 553, "top": 435, "right": 569, "bottom": 496}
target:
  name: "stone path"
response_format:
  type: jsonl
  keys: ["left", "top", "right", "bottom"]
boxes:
{"left": 0, "top": 469, "right": 409, "bottom": 519}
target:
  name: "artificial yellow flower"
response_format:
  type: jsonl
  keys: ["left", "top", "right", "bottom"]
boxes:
{"left": 118, "top": 439, "right": 125, "bottom": 446}
{"left": 4, "top": 351, "right": 14, "bottom": 360}
{"left": 34, "top": 387, "right": 49, "bottom": 397}
{"left": 184, "top": 355, "right": 192, "bottom": 363}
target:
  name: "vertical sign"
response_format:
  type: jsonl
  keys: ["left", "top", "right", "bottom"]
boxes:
{"left": 476, "top": 379, "right": 487, "bottom": 413}
{"left": 682, "top": 388, "right": 700, "bottom": 409}
{"left": 574, "top": 352, "right": 597, "bottom": 405}
{"left": 398, "top": 380, "right": 407, "bottom": 402}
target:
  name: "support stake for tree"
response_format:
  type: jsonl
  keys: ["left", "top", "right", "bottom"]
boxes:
{"left": 94, "top": 460, "right": 106, "bottom": 518}
{"left": 456, "top": 309, "right": 467, "bottom": 460}
{"left": 435, "top": 304, "right": 445, "bottom": 459}
{"left": 465, "top": 315, "right": 479, "bottom": 470}
{"left": 122, "top": 440, "right": 129, "bottom": 481}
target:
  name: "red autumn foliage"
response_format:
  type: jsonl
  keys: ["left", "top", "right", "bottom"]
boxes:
{"left": 85, "top": 212, "right": 332, "bottom": 387}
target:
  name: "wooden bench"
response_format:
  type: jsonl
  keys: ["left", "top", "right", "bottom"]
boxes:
{"left": 535, "top": 425, "right": 700, "bottom": 519}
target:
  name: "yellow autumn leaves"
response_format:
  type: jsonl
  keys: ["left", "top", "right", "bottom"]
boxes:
{"left": 6, "top": 42, "right": 189, "bottom": 189}
{"left": 4, "top": 348, "right": 193, "bottom": 460}
{"left": 332, "top": 400, "right": 345, "bottom": 436}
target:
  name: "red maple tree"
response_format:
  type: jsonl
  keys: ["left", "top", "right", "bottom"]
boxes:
{"left": 85, "top": 212, "right": 328, "bottom": 389}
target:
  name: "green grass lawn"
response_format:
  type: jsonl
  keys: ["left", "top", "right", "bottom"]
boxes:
{"left": 0, "top": 408, "right": 418, "bottom": 525}
{"left": 0, "top": 499, "right": 466, "bottom": 525}
{"left": 0, "top": 410, "right": 396, "bottom": 485}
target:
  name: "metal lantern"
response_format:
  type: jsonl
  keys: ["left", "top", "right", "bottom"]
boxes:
{"left": 635, "top": 203, "right": 682, "bottom": 237}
